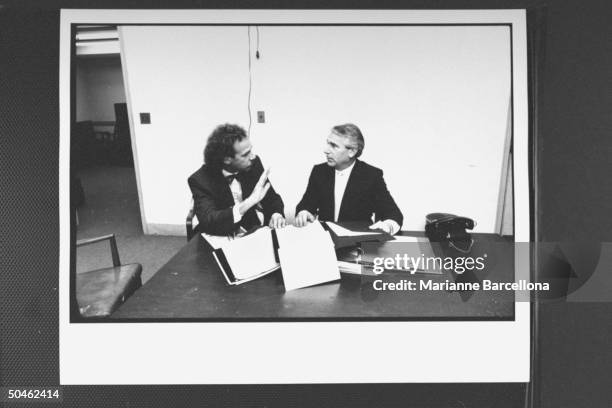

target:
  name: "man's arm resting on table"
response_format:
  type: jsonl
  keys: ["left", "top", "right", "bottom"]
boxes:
{"left": 371, "top": 169, "right": 404, "bottom": 231}
{"left": 369, "top": 219, "right": 400, "bottom": 235}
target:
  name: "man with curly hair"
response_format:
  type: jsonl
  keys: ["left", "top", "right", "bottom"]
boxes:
{"left": 188, "top": 124, "right": 285, "bottom": 235}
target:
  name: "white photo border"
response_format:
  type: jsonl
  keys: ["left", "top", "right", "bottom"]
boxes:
{"left": 59, "top": 9, "right": 530, "bottom": 384}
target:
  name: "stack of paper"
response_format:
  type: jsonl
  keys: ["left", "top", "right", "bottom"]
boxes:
{"left": 210, "top": 227, "right": 280, "bottom": 285}
{"left": 325, "top": 222, "right": 381, "bottom": 237}
{"left": 201, "top": 232, "right": 233, "bottom": 249}
{"left": 275, "top": 222, "right": 341, "bottom": 291}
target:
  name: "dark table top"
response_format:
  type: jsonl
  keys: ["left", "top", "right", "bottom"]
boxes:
{"left": 112, "top": 225, "right": 515, "bottom": 321}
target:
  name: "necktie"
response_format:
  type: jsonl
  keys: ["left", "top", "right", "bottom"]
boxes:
{"left": 225, "top": 173, "right": 238, "bottom": 184}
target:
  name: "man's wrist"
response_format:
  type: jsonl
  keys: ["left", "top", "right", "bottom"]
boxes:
{"left": 232, "top": 205, "right": 243, "bottom": 223}
{"left": 383, "top": 219, "right": 400, "bottom": 235}
{"left": 238, "top": 197, "right": 254, "bottom": 215}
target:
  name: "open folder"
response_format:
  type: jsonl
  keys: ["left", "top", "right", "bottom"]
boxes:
{"left": 323, "top": 221, "right": 393, "bottom": 249}
{"left": 205, "top": 223, "right": 340, "bottom": 290}
{"left": 208, "top": 227, "right": 280, "bottom": 285}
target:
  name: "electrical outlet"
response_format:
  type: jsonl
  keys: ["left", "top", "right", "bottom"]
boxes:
{"left": 257, "top": 111, "right": 265, "bottom": 123}
{"left": 140, "top": 113, "right": 151, "bottom": 124}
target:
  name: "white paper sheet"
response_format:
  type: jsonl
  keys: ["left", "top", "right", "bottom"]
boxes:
{"left": 391, "top": 235, "right": 421, "bottom": 243}
{"left": 201, "top": 233, "right": 233, "bottom": 249}
{"left": 337, "top": 261, "right": 362, "bottom": 275}
{"left": 325, "top": 221, "right": 382, "bottom": 237}
{"left": 276, "top": 223, "right": 340, "bottom": 291}
{"left": 219, "top": 227, "right": 279, "bottom": 280}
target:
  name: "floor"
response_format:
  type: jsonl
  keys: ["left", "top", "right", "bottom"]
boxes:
{"left": 75, "top": 165, "right": 185, "bottom": 283}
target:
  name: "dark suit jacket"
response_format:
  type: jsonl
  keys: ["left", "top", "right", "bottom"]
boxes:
{"left": 295, "top": 159, "right": 403, "bottom": 226}
{"left": 188, "top": 156, "right": 284, "bottom": 235}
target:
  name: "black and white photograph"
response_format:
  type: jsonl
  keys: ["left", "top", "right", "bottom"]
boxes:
{"left": 71, "top": 14, "right": 522, "bottom": 321}
{"left": 3, "top": 2, "right": 612, "bottom": 406}
{"left": 59, "top": 9, "right": 531, "bottom": 385}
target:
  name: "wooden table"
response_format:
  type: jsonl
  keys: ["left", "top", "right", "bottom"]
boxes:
{"left": 112, "top": 227, "right": 515, "bottom": 321}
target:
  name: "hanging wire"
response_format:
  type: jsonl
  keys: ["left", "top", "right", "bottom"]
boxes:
{"left": 256, "top": 26, "right": 260, "bottom": 59}
{"left": 247, "top": 26, "right": 253, "bottom": 136}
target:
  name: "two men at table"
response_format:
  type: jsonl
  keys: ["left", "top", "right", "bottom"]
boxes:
{"left": 188, "top": 123, "right": 403, "bottom": 235}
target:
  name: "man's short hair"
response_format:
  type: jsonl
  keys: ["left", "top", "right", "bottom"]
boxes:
{"left": 332, "top": 123, "right": 365, "bottom": 158}
{"left": 204, "top": 123, "right": 247, "bottom": 170}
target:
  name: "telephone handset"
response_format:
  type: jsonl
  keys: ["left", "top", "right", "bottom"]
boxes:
{"left": 425, "top": 213, "right": 476, "bottom": 253}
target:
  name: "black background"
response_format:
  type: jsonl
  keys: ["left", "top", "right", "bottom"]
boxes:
{"left": 2, "top": 1, "right": 611, "bottom": 407}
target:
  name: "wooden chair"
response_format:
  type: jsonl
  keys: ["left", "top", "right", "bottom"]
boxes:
{"left": 186, "top": 199, "right": 198, "bottom": 241}
{"left": 76, "top": 234, "right": 142, "bottom": 318}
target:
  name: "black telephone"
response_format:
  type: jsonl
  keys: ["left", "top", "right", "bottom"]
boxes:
{"left": 425, "top": 213, "right": 475, "bottom": 253}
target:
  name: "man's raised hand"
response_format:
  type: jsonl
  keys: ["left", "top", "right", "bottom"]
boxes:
{"left": 295, "top": 210, "right": 315, "bottom": 227}
{"left": 248, "top": 167, "right": 271, "bottom": 206}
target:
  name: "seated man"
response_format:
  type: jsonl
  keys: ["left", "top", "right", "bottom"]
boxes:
{"left": 295, "top": 123, "right": 403, "bottom": 235}
{"left": 188, "top": 123, "right": 285, "bottom": 235}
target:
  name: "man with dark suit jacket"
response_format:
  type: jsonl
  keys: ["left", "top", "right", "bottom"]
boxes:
{"left": 188, "top": 124, "right": 285, "bottom": 236}
{"left": 295, "top": 123, "right": 403, "bottom": 235}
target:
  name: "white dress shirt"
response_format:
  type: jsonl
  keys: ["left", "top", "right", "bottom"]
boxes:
{"left": 222, "top": 169, "right": 243, "bottom": 223}
{"left": 334, "top": 161, "right": 356, "bottom": 222}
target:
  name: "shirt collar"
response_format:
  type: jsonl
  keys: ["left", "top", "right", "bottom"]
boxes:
{"left": 222, "top": 169, "right": 238, "bottom": 177}
{"left": 335, "top": 160, "right": 356, "bottom": 177}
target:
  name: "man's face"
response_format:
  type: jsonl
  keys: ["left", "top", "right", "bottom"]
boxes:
{"left": 324, "top": 132, "right": 356, "bottom": 170}
{"left": 224, "top": 137, "right": 255, "bottom": 172}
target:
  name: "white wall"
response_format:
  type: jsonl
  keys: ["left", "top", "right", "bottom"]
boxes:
{"left": 119, "top": 26, "right": 251, "bottom": 233}
{"left": 119, "top": 25, "right": 511, "bottom": 234}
